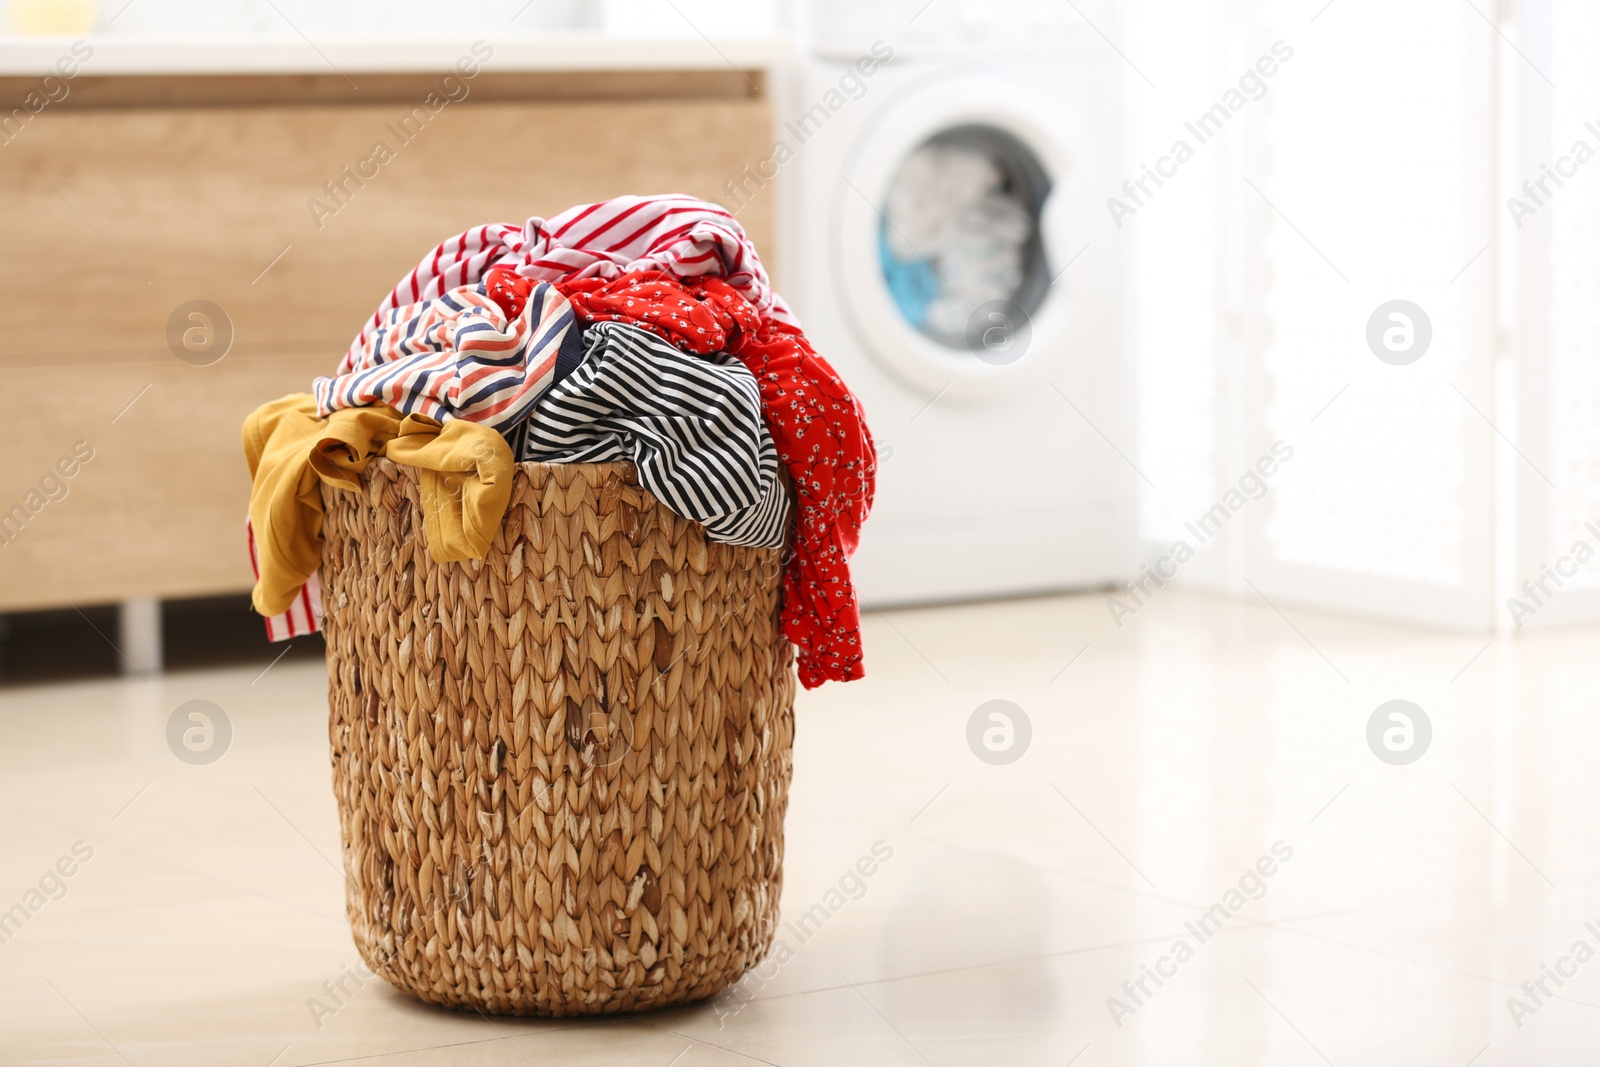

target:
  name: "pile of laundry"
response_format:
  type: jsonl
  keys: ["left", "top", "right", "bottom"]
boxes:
{"left": 243, "top": 194, "right": 875, "bottom": 688}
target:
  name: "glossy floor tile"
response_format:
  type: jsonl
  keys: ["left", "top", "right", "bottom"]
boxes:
{"left": 2, "top": 588, "right": 1598, "bottom": 1065}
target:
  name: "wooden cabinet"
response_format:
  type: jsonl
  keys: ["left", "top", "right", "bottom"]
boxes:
{"left": 0, "top": 70, "right": 773, "bottom": 612}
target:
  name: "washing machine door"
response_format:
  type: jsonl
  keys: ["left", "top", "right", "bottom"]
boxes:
{"left": 832, "top": 70, "right": 1090, "bottom": 399}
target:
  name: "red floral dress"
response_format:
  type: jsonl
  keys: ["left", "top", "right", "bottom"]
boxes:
{"left": 553, "top": 270, "right": 876, "bottom": 688}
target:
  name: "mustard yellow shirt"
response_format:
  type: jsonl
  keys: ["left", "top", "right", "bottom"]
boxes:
{"left": 243, "top": 394, "right": 512, "bottom": 617}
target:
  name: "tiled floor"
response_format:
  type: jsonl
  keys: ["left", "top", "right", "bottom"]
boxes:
{"left": 2, "top": 588, "right": 1598, "bottom": 1065}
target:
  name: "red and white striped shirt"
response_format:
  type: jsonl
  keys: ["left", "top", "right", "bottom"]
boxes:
{"left": 341, "top": 194, "right": 797, "bottom": 377}
{"left": 249, "top": 519, "right": 322, "bottom": 641}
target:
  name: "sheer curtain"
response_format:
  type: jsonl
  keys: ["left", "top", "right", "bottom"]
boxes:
{"left": 1514, "top": 0, "right": 1600, "bottom": 628}
{"left": 1129, "top": 0, "right": 1505, "bottom": 629}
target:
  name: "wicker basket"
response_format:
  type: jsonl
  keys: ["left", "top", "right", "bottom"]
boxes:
{"left": 319, "top": 457, "right": 795, "bottom": 1016}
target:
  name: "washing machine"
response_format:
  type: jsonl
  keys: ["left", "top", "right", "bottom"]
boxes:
{"left": 773, "top": 0, "right": 1137, "bottom": 605}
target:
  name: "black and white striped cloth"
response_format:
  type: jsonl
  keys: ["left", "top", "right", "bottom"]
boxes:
{"left": 513, "top": 321, "right": 790, "bottom": 548}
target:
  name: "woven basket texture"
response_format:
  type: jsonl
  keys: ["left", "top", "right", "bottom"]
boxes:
{"left": 320, "top": 457, "right": 795, "bottom": 1016}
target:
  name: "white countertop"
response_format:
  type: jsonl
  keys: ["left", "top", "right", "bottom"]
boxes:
{"left": 0, "top": 33, "right": 789, "bottom": 76}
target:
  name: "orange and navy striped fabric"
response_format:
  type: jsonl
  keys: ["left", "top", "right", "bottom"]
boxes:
{"left": 314, "top": 277, "right": 579, "bottom": 429}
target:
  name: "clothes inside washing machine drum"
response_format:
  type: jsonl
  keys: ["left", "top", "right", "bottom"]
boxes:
{"left": 878, "top": 133, "right": 1046, "bottom": 349}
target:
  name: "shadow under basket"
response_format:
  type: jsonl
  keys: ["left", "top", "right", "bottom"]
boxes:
{"left": 320, "top": 457, "right": 795, "bottom": 1016}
